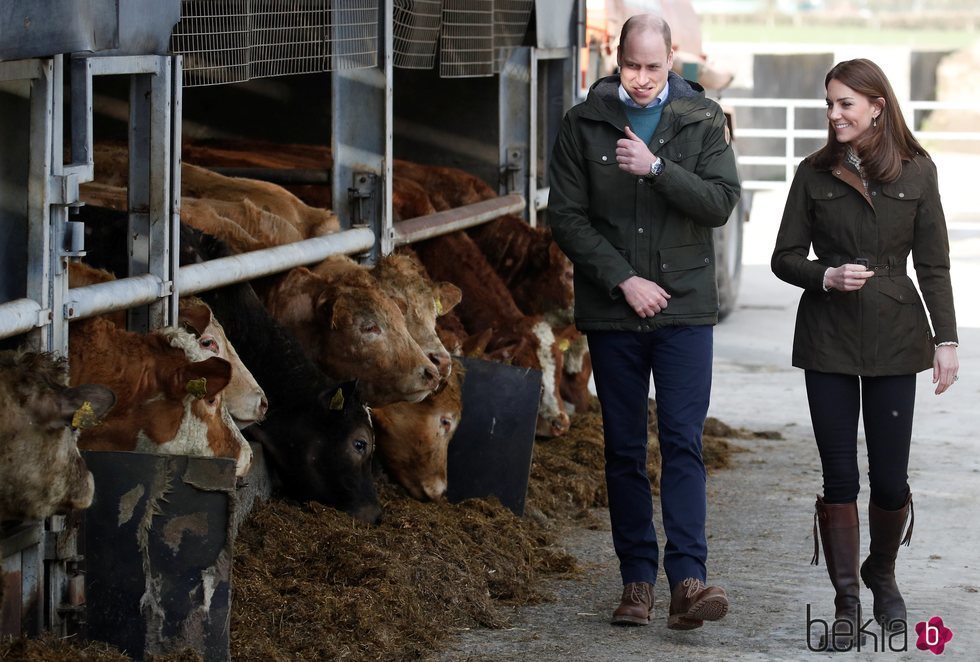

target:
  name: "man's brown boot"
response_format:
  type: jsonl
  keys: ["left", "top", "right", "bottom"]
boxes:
{"left": 667, "top": 578, "right": 730, "bottom": 630}
{"left": 611, "top": 582, "right": 655, "bottom": 625}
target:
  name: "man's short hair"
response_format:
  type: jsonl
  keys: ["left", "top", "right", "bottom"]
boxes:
{"left": 617, "top": 14, "right": 672, "bottom": 59}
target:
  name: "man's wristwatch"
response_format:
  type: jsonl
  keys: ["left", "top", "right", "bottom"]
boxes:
{"left": 648, "top": 157, "right": 664, "bottom": 177}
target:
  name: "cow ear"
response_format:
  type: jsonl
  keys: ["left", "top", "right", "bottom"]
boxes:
{"left": 178, "top": 298, "right": 213, "bottom": 336}
{"left": 435, "top": 283, "right": 462, "bottom": 315}
{"left": 314, "top": 289, "right": 340, "bottom": 325}
{"left": 58, "top": 384, "right": 116, "bottom": 429}
{"left": 181, "top": 356, "right": 232, "bottom": 399}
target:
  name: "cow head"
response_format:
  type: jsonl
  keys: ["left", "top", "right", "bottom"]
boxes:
{"left": 266, "top": 267, "right": 441, "bottom": 406}
{"left": 250, "top": 381, "right": 381, "bottom": 524}
{"left": 157, "top": 327, "right": 254, "bottom": 476}
{"left": 485, "top": 319, "right": 570, "bottom": 438}
{"left": 373, "top": 359, "right": 465, "bottom": 501}
{"left": 0, "top": 350, "right": 115, "bottom": 520}
{"left": 179, "top": 297, "right": 269, "bottom": 428}
{"left": 373, "top": 252, "right": 462, "bottom": 383}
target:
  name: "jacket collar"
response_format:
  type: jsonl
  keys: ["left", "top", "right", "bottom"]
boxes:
{"left": 579, "top": 72, "right": 712, "bottom": 142}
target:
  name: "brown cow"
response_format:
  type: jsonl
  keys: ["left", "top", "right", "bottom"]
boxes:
{"left": 91, "top": 142, "right": 339, "bottom": 241}
{"left": 262, "top": 266, "right": 441, "bottom": 407}
{"left": 67, "top": 263, "right": 269, "bottom": 430}
{"left": 467, "top": 214, "right": 574, "bottom": 318}
{"left": 393, "top": 160, "right": 497, "bottom": 211}
{"left": 554, "top": 323, "right": 597, "bottom": 414}
{"left": 69, "top": 317, "right": 252, "bottom": 476}
{"left": 415, "top": 232, "right": 570, "bottom": 438}
{"left": 178, "top": 297, "right": 269, "bottom": 428}
{"left": 312, "top": 252, "right": 461, "bottom": 382}
{"left": 79, "top": 181, "right": 297, "bottom": 254}
{"left": 181, "top": 161, "right": 338, "bottom": 239}
{"left": 373, "top": 359, "right": 465, "bottom": 501}
{"left": 0, "top": 350, "right": 115, "bottom": 521}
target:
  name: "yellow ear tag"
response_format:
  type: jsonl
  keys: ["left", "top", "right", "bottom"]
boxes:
{"left": 329, "top": 389, "right": 345, "bottom": 411}
{"left": 186, "top": 378, "right": 208, "bottom": 399}
{"left": 435, "top": 296, "right": 443, "bottom": 316}
{"left": 558, "top": 339, "right": 571, "bottom": 353}
{"left": 72, "top": 401, "right": 98, "bottom": 429}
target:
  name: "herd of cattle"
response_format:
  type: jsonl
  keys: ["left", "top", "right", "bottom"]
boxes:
{"left": 0, "top": 141, "right": 592, "bottom": 527}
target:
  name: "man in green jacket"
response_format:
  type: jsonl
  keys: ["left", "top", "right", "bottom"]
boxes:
{"left": 548, "top": 14, "right": 740, "bottom": 629}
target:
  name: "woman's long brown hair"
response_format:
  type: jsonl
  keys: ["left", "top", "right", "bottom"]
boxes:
{"left": 810, "top": 58, "right": 929, "bottom": 183}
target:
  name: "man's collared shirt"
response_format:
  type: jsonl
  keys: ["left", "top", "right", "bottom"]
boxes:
{"left": 618, "top": 81, "right": 670, "bottom": 109}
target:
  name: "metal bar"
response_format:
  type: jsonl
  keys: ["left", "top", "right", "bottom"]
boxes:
{"left": 534, "top": 186, "right": 550, "bottom": 211}
{"left": 66, "top": 274, "right": 164, "bottom": 321}
{"left": 0, "top": 59, "right": 44, "bottom": 81}
{"left": 26, "top": 58, "right": 54, "bottom": 352}
{"left": 63, "top": 229, "right": 374, "bottom": 322}
{"left": 0, "top": 521, "right": 43, "bottom": 559}
{"left": 177, "top": 228, "right": 376, "bottom": 296}
{"left": 169, "top": 55, "right": 182, "bottom": 319}
{"left": 528, "top": 46, "right": 539, "bottom": 226}
{"left": 49, "top": 55, "right": 70, "bottom": 358}
{"left": 86, "top": 55, "right": 162, "bottom": 76}
{"left": 0, "top": 299, "right": 44, "bottom": 340}
{"left": 393, "top": 194, "right": 526, "bottom": 246}
{"left": 69, "top": 58, "right": 94, "bottom": 171}
{"left": 148, "top": 56, "right": 174, "bottom": 329}
{"left": 534, "top": 47, "right": 573, "bottom": 60}
{"left": 206, "top": 167, "right": 332, "bottom": 184}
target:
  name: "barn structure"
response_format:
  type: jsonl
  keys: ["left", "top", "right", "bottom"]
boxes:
{"left": 1, "top": 1, "right": 746, "bottom": 658}
{"left": 0, "top": 0, "right": 581, "bottom": 657}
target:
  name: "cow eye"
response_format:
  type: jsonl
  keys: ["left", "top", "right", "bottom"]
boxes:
{"left": 353, "top": 438, "right": 369, "bottom": 454}
{"left": 199, "top": 335, "right": 219, "bottom": 354}
{"left": 440, "top": 416, "right": 452, "bottom": 432}
{"left": 360, "top": 323, "right": 381, "bottom": 335}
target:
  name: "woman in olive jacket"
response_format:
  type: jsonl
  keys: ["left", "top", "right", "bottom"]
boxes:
{"left": 772, "top": 59, "right": 959, "bottom": 651}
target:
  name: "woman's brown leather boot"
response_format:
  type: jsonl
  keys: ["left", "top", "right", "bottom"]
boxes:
{"left": 860, "top": 493, "right": 913, "bottom": 631}
{"left": 813, "top": 497, "right": 866, "bottom": 652}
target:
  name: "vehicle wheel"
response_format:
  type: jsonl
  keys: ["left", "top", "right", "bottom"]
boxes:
{"left": 714, "top": 192, "right": 748, "bottom": 321}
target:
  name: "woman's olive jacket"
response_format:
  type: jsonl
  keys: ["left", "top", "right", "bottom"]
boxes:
{"left": 548, "top": 74, "right": 741, "bottom": 331}
{"left": 771, "top": 154, "right": 957, "bottom": 375}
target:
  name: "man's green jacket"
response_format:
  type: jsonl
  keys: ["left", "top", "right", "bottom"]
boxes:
{"left": 548, "top": 73, "right": 741, "bottom": 331}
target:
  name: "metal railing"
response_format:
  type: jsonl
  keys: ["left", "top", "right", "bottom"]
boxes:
{"left": 722, "top": 97, "right": 980, "bottom": 190}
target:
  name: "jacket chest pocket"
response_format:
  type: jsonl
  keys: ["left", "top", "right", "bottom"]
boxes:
{"left": 662, "top": 139, "right": 703, "bottom": 170}
{"left": 878, "top": 183, "right": 920, "bottom": 236}
{"left": 584, "top": 145, "right": 620, "bottom": 185}
{"left": 807, "top": 186, "right": 852, "bottom": 234}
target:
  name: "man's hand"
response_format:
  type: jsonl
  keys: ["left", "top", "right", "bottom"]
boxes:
{"left": 619, "top": 275, "right": 671, "bottom": 318}
{"left": 616, "top": 126, "right": 656, "bottom": 176}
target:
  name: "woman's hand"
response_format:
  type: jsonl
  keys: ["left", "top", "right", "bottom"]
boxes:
{"left": 823, "top": 264, "right": 874, "bottom": 291}
{"left": 933, "top": 345, "right": 959, "bottom": 395}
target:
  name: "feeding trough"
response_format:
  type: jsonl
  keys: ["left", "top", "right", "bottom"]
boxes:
{"left": 446, "top": 357, "right": 541, "bottom": 516}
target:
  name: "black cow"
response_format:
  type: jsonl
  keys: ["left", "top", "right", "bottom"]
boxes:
{"left": 179, "top": 227, "right": 382, "bottom": 524}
